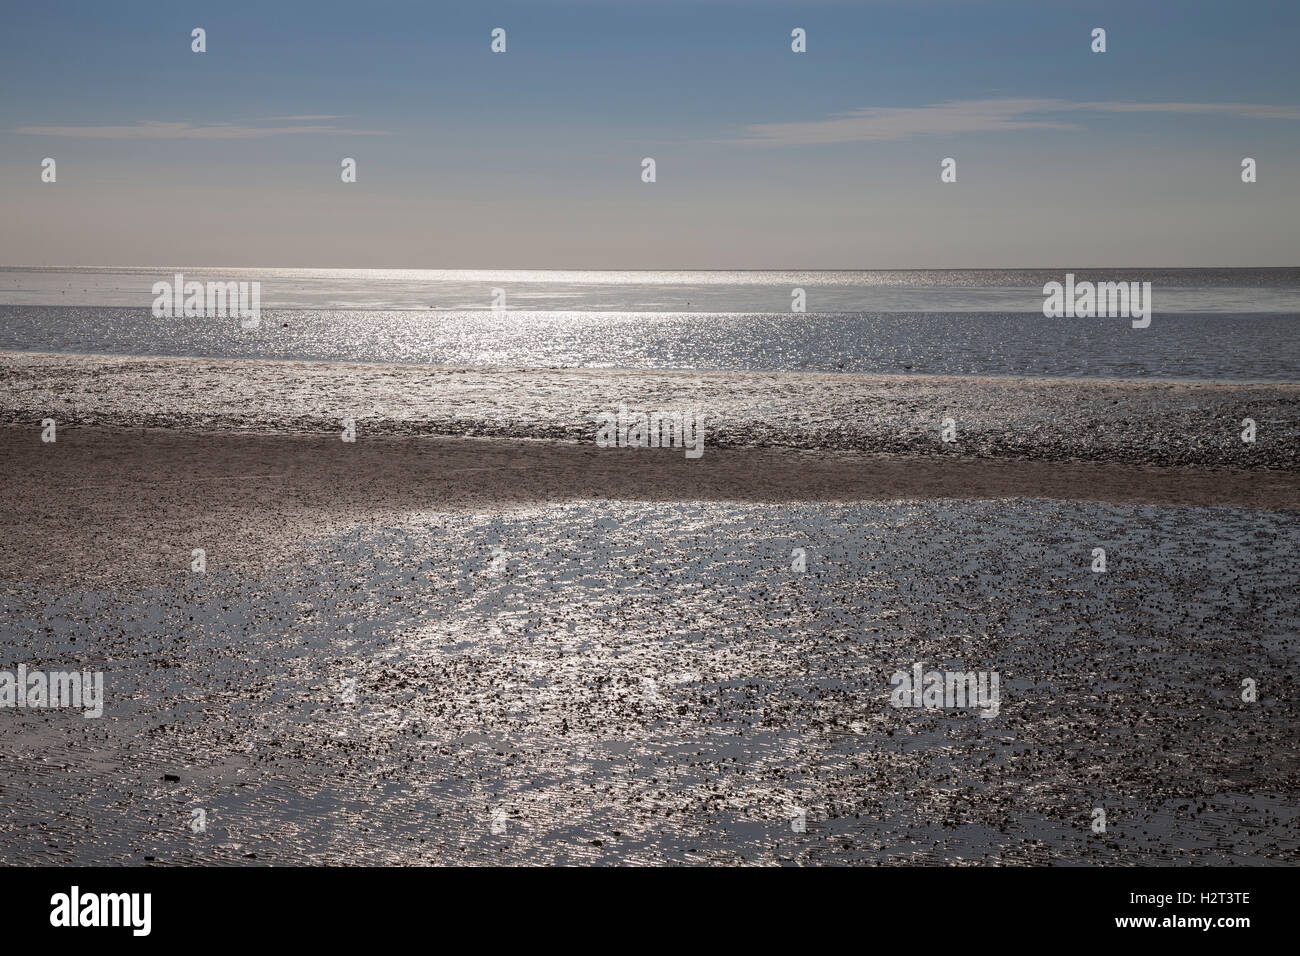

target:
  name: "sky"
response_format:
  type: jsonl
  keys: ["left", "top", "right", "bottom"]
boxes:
{"left": 1, "top": 0, "right": 1298, "bottom": 269}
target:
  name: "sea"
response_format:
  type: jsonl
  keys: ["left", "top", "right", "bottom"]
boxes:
{"left": 1, "top": 266, "right": 1298, "bottom": 381}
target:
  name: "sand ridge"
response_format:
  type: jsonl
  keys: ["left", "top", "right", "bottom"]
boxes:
{"left": 2, "top": 350, "right": 1298, "bottom": 470}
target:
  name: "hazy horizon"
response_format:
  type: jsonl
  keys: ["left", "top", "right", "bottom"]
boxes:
{"left": 5, "top": 263, "right": 1300, "bottom": 271}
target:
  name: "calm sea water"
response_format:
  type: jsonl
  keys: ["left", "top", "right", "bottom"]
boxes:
{"left": 1, "top": 267, "right": 1297, "bottom": 380}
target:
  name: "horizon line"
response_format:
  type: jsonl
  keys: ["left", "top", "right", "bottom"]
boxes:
{"left": 3, "top": 264, "right": 1299, "bottom": 272}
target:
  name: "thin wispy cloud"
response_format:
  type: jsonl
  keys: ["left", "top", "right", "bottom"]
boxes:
{"left": 8, "top": 120, "right": 386, "bottom": 139}
{"left": 736, "top": 99, "right": 1300, "bottom": 146}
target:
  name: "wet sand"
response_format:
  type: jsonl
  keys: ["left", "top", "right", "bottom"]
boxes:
{"left": 0, "top": 425, "right": 1296, "bottom": 590}
{"left": 3, "top": 350, "right": 1298, "bottom": 469}
{"left": 3, "top": 494, "right": 1296, "bottom": 865}
{"left": 1, "top": 353, "right": 1297, "bottom": 865}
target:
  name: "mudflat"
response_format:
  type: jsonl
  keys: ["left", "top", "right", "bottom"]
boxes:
{"left": 1, "top": 353, "right": 1296, "bottom": 865}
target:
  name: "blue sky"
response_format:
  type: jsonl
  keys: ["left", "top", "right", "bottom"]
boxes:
{"left": 2, "top": 0, "right": 1298, "bottom": 267}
